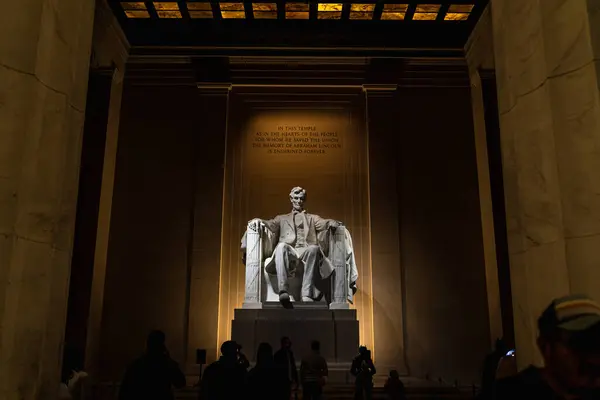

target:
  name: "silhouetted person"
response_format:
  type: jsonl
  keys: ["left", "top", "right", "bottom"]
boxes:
{"left": 384, "top": 370, "right": 406, "bottom": 400}
{"left": 494, "top": 295, "right": 600, "bottom": 399}
{"left": 479, "top": 338, "right": 508, "bottom": 399}
{"left": 300, "top": 340, "right": 328, "bottom": 400}
{"left": 201, "top": 340, "right": 247, "bottom": 400}
{"left": 495, "top": 349, "right": 517, "bottom": 380}
{"left": 247, "top": 342, "right": 283, "bottom": 400}
{"left": 236, "top": 343, "right": 250, "bottom": 370}
{"left": 351, "top": 346, "right": 376, "bottom": 400}
{"left": 274, "top": 336, "right": 298, "bottom": 400}
{"left": 119, "top": 330, "right": 186, "bottom": 400}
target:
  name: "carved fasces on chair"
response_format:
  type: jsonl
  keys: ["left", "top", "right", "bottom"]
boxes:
{"left": 329, "top": 225, "right": 348, "bottom": 307}
{"left": 244, "top": 220, "right": 263, "bottom": 305}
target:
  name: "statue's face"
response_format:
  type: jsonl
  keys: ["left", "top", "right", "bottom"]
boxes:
{"left": 290, "top": 192, "right": 305, "bottom": 211}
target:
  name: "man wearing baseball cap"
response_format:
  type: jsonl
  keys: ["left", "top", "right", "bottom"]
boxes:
{"left": 495, "top": 294, "right": 600, "bottom": 399}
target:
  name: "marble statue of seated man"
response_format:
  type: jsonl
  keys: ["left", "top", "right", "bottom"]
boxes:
{"left": 242, "top": 186, "right": 348, "bottom": 303}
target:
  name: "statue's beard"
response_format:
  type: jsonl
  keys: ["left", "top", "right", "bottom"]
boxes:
{"left": 292, "top": 204, "right": 303, "bottom": 211}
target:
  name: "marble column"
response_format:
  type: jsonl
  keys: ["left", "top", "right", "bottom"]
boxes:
{"left": 489, "top": 0, "right": 600, "bottom": 368}
{"left": 465, "top": 6, "right": 504, "bottom": 347}
{"left": 186, "top": 84, "right": 231, "bottom": 367}
{"left": 0, "top": 0, "right": 96, "bottom": 398}
{"left": 84, "top": 1, "right": 129, "bottom": 383}
{"left": 363, "top": 84, "right": 408, "bottom": 374}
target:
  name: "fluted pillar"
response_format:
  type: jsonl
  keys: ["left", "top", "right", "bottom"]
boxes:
{"left": 0, "top": 0, "right": 96, "bottom": 398}
{"left": 363, "top": 84, "right": 407, "bottom": 374}
{"left": 489, "top": 0, "right": 600, "bottom": 367}
{"left": 188, "top": 83, "right": 231, "bottom": 365}
{"left": 84, "top": 0, "right": 129, "bottom": 383}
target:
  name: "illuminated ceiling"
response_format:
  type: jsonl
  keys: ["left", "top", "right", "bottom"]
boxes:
{"left": 118, "top": 1, "right": 475, "bottom": 21}
{"left": 109, "top": 1, "right": 488, "bottom": 57}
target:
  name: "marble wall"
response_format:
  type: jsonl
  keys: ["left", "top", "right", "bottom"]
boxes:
{"left": 99, "top": 85, "right": 198, "bottom": 379}
{"left": 217, "top": 88, "right": 374, "bottom": 357}
{"left": 366, "top": 87, "right": 408, "bottom": 375}
{"left": 484, "top": 0, "right": 600, "bottom": 367}
{"left": 396, "top": 87, "right": 491, "bottom": 384}
{"left": 67, "top": 1, "right": 130, "bottom": 382}
{"left": 100, "top": 81, "right": 491, "bottom": 384}
{"left": 99, "top": 84, "right": 228, "bottom": 379}
{"left": 465, "top": 6, "right": 506, "bottom": 348}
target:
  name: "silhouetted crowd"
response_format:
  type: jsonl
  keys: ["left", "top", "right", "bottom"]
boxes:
{"left": 59, "top": 294, "right": 600, "bottom": 400}
{"left": 200, "top": 337, "right": 329, "bottom": 400}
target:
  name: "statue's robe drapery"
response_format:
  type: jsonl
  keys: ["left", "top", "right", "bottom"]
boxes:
{"left": 241, "top": 212, "right": 359, "bottom": 303}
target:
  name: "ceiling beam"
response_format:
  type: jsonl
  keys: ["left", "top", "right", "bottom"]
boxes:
{"left": 436, "top": 3, "right": 450, "bottom": 21}
{"left": 121, "top": 19, "right": 473, "bottom": 48}
{"left": 128, "top": 46, "right": 466, "bottom": 58}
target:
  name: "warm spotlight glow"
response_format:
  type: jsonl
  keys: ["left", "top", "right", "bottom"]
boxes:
{"left": 220, "top": 2, "right": 246, "bottom": 18}
{"left": 253, "top": 3, "right": 278, "bottom": 19}
{"left": 121, "top": 1, "right": 146, "bottom": 9}
{"left": 444, "top": 12, "right": 469, "bottom": 20}
{"left": 121, "top": 2, "right": 150, "bottom": 18}
{"left": 412, "top": 4, "right": 440, "bottom": 20}
{"left": 317, "top": 3, "right": 343, "bottom": 19}
{"left": 154, "top": 2, "right": 182, "bottom": 18}
{"left": 444, "top": 4, "right": 474, "bottom": 21}
{"left": 187, "top": 2, "right": 214, "bottom": 18}
{"left": 154, "top": 1, "right": 179, "bottom": 9}
{"left": 349, "top": 4, "right": 375, "bottom": 20}
{"left": 285, "top": 2, "right": 309, "bottom": 19}
{"left": 449, "top": 4, "right": 474, "bottom": 13}
{"left": 380, "top": 3, "right": 407, "bottom": 20}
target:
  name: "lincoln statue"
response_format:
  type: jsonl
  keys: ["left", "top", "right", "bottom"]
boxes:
{"left": 241, "top": 186, "right": 358, "bottom": 304}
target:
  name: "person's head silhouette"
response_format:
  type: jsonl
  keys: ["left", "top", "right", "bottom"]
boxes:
{"left": 146, "top": 330, "right": 167, "bottom": 355}
{"left": 220, "top": 340, "right": 239, "bottom": 360}
{"left": 311, "top": 340, "right": 320, "bottom": 353}
{"left": 281, "top": 336, "right": 292, "bottom": 350}
{"left": 256, "top": 342, "right": 274, "bottom": 366}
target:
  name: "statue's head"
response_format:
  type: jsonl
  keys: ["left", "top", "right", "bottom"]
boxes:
{"left": 289, "top": 186, "right": 306, "bottom": 211}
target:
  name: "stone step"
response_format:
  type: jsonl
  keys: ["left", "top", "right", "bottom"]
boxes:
{"left": 91, "top": 382, "right": 476, "bottom": 400}
{"left": 174, "top": 385, "right": 474, "bottom": 399}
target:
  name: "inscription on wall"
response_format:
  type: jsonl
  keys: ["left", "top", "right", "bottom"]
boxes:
{"left": 252, "top": 125, "right": 342, "bottom": 155}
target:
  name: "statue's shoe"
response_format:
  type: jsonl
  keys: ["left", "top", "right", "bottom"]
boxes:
{"left": 279, "top": 292, "right": 291, "bottom": 303}
{"left": 301, "top": 296, "right": 314, "bottom": 302}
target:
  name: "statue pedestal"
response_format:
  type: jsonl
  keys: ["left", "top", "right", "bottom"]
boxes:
{"left": 231, "top": 303, "right": 359, "bottom": 384}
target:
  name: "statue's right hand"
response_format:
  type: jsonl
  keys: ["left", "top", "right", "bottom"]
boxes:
{"left": 248, "top": 218, "right": 263, "bottom": 232}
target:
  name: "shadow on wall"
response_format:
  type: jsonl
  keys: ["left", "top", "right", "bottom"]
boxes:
{"left": 397, "top": 87, "right": 491, "bottom": 385}
{"left": 98, "top": 85, "right": 199, "bottom": 381}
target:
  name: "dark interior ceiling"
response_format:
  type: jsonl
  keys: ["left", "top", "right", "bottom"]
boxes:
{"left": 110, "top": 1, "right": 489, "bottom": 87}
{"left": 109, "top": 1, "right": 488, "bottom": 57}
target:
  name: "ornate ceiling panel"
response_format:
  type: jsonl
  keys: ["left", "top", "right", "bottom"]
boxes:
{"left": 109, "top": 0, "right": 488, "bottom": 55}
{"left": 116, "top": 1, "right": 479, "bottom": 21}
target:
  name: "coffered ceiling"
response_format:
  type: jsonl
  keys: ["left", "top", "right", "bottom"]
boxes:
{"left": 109, "top": 0, "right": 489, "bottom": 57}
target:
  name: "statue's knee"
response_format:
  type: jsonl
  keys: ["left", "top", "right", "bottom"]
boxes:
{"left": 307, "top": 245, "right": 320, "bottom": 254}
{"left": 275, "top": 243, "right": 289, "bottom": 255}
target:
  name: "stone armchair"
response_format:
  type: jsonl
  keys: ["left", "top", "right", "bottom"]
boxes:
{"left": 242, "top": 220, "right": 351, "bottom": 309}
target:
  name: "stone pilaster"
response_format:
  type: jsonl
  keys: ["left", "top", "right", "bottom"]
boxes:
{"left": 362, "top": 84, "right": 408, "bottom": 375}
{"left": 489, "top": 0, "right": 600, "bottom": 368}
{"left": 465, "top": 6, "right": 504, "bottom": 348}
{"left": 0, "top": 0, "right": 96, "bottom": 398}
{"left": 187, "top": 83, "right": 231, "bottom": 367}
{"left": 84, "top": 0, "right": 129, "bottom": 382}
